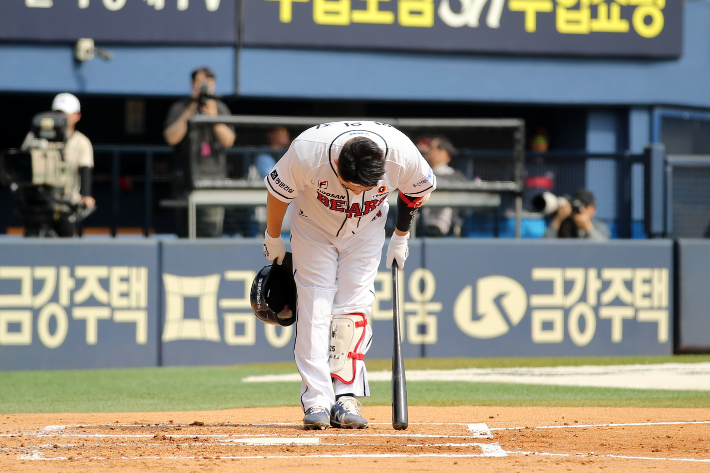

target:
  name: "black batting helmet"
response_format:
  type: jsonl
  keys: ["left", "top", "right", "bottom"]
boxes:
{"left": 250, "top": 252, "right": 297, "bottom": 327}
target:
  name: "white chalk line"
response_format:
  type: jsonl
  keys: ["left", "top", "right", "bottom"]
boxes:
{"left": 507, "top": 450, "right": 710, "bottom": 463}
{"left": 242, "top": 363, "right": 710, "bottom": 391}
{"left": 13, "top": 421, "right": 710, "bottom": 463}
{"left": 18, "top": 451, "right": 507, "bottom": 461}
{"left": 491, "top": 420, "right": 710, "bottom": 431}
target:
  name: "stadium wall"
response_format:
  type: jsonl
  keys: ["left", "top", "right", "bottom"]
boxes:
{"left": 0, "top": 2, "right": 707, "bottom": 109}
{"left": 0, "top": 238, "right": 691, "bottom": 370}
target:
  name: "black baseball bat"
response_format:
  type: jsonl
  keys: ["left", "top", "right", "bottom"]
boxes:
{"left": 391, "top": 261, "right": 408, "bottom": 430}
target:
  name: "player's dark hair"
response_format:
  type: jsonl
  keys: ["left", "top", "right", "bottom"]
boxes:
{"left": 191, "top": 67, "right": 215, "bottom": 82}
{"left": 338, "top": 137, "right": 385, "bottom": 187}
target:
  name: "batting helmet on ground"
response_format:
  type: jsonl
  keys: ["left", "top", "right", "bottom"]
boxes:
{"left": 250, "top": 252, "right": 297, "bottom": 327}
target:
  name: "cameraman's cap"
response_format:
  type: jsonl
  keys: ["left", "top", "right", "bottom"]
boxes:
{"left": 52, "top": 93, "right": 81, "bottom": 115}
{"left": 574, "top": 189, "right": 596, "bottom": 206}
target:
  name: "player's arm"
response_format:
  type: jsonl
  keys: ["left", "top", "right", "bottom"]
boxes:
{"left": 263, "top": 193, "right": 289, "bottom": 265}
{"left": 394, "top": 193, "right": 430, "bottom": 236}
{"left": 266, "top": 193, "right": 289, "bottom": 238}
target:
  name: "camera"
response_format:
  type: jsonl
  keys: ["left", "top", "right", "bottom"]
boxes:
{"left": 197, "top": 82, "right": 210, "bottom": 110}
{"left": 570, "top": 198, "right": 585, "bottom": 215}
{"left": 0, "top": 112, "right": 93, "bottom": 236}
{"left": 1, "top": 112, "right": 71, "bottom": 189}
{"left": 532, "top": 191, "right": 586, "bottom": 215}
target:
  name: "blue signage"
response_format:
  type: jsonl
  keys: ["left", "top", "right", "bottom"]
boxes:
{"left": 0, "top": 238, "right": 674, "bottom": 370}
{"left": 159, "top": 240, "right": 296, "bottom": 366}
{"left": 0, "top": 240, "right": 160, "bottom": 370}
{"left": 242, "top": 0, "right": 682, "bottom": 58}
{"left": 0, "top": 0, "right": 236, "bottom": 44}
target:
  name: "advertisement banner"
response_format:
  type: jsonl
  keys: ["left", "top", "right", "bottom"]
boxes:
{"left": 417, "top": 239, "right": 673, "bottom": 357}
{"left": 0, "top": 239, "right": 673, "bottom": 370}
{"left": 242, "top": 0, "right": 682, "bottom": 58}
{"left": 0, "top": 241, "right": 160, "bottom": 370}
{"left": 0, "top": 0, "right": 236, "bottom": 44}
{"left": 159, "top": 239, "right": 672, "bottom": 367}
{"left": 159, "top": 240, "right": 295, "bottom": 366}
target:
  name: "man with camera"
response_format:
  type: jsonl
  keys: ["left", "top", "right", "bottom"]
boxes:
{"left": 20, "top": 93, "right": 95, "bottom": 237}
{"left": 542, "top": 188, "right": 610, "bottom": 240}
{"left": 164, "top": 67, "right": 235, "bottom": 237}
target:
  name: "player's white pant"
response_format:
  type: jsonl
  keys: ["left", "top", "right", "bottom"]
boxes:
{"left": 290, "top": 204, "right": 385, "bottom": 413}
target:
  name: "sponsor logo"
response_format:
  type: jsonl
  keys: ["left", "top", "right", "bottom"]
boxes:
{"left": 378, "top": 185, "right": 387, "bottom": 193}
{"left": 270, "top": 171, "right": 295, "bottom": 194}
{"left": 317, "top": 190, "right": 345, "bottom": 200}
{"left": 319, "top": 180, "right": 328, "bottom": 189}
{"left": 316, "top": 193, "right": 382, "bottom": 218}
{"left": 413, "top": 178, "right": 430, "bottom": 187}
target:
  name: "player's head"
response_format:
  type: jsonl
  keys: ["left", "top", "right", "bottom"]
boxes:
{"left": 338, "top": 137, "right": 385, "bottom": 188}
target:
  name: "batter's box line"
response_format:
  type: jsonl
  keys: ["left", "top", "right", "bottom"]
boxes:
{"left": 491, "top": 420, "right": 710, "bottom": 431}
{"left": 508, "top": 450, "right": 710, "bottom": 463}
{"left": 19, "top": 448, "right": 509, "bottom": 461}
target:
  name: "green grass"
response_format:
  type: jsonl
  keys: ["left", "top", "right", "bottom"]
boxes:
{"left": 1, "top": 356, "right": 709, "bottom": 414}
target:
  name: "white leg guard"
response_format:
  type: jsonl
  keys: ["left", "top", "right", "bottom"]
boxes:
{"left": 330, "top": 313, "right": 369, "bottom": 384}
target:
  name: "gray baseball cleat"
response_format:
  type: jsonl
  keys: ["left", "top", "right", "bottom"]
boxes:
{"left": 330, "top": 396, "right": 368, "bottom": 429}
{"left": 303, "top": 406, "right": 330, "bottom": 430}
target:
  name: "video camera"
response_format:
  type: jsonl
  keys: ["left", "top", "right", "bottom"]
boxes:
{"left": 0, "top": 112, "right": 93, "bottom": 236}
{"left": 1, "top": 112, "right": 73, "bottom": 188}
{"left": 532, "top": 191, "right": 585, "bottom": 215}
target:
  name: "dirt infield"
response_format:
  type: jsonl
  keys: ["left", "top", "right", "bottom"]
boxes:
{"left": 1, "top": 406, "right": 709, "bottom": 472}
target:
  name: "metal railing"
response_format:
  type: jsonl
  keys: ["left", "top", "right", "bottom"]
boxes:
{"left": 45, "top": 145, "right": 651, "bottom": 239}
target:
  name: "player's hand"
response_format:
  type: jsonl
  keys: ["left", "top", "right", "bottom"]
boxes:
{"left": 263, "top": 230, "right": 286, "bottom": 265}
{"left": 386, "top": 231, "right": 409, "bottom": 269}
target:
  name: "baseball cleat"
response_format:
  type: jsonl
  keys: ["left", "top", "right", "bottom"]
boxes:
{"left": 330, "top": 396, "right": 368, "bottom": 429}
{"left": 303, "top": 406, "right": 330, "bottom": 430}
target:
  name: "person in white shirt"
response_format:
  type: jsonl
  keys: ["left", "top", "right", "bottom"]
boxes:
{"left": 262, "top": 121, "right": 435, "bottom": 430}
{"left": 23, "top": 93, "right": 95, "bottom": 237}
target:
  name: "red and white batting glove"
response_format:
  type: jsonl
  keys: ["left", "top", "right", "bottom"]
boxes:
{"left": 263, "top": 230, "right": 286, "bottom": 265}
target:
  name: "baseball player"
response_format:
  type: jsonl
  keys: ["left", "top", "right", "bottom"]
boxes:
{"left": 262, "top": 121, "right": 435, "bottom": 430}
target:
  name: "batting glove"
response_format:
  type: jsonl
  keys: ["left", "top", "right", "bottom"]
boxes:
{"left": 263, "top": 230, "right": 286, "bottom": 265}
{"left": 386, "top": 232, "right": 409, "bottom": 269}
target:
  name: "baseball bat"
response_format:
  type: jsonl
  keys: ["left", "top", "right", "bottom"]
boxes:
{"left": 391, "top": 261, "right": 408, "bottom": 430}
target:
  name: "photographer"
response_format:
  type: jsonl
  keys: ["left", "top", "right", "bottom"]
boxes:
{"left": 21, "top": 93, "right": 95, "bottom": 237}
{"left": 164, "top": 67, "right": 235, "bottom": 237}
{"left": 543, "top": 189, "right": 610, "bottom": 240}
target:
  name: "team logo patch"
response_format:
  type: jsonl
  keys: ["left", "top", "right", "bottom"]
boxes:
{"left": 319, "top": 180, "right": 328, "bottom": 189}
{"left": 270, "top": 170, "right": 278, "bottom": 180}
{"left": 378, "top": 186, "right": 386, "bottom": 193}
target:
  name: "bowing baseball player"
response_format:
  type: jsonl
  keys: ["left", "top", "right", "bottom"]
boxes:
{"left": 262, "top": 121, "right": 435, "bottom": 430}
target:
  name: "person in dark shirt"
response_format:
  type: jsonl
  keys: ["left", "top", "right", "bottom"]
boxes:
{"left": 164, "top": 67, "right": 235, "bottom": 237}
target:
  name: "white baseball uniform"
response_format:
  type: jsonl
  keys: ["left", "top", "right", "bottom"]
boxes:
{"left": 264, "top": 121, "right": 436, "bottom": 413}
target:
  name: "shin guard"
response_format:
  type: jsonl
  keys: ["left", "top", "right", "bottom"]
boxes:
{"left": 329, "top": 313, "right": 368, "bottom": 384}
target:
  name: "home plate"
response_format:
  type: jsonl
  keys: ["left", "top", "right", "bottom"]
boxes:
{"left": 222, "top": 437, "right": 320, "bottom": 445}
